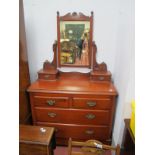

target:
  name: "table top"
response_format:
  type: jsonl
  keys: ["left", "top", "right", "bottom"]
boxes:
{"left": 19, "top": 125, "right": 55, "bottom": 145}
{"left": 28, "top": 72, "right": 117, "bottom": 95}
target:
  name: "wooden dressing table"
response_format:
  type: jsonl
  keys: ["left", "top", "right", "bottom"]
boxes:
{"left": 28, "top": 12, "right": 117, "bottom": 145}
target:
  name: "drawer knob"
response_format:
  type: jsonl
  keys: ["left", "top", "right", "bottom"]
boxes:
{"left": 85, "top": 130, "right": 94, "bottom": 135}
{"left": 86, "top": 114, "right": 96, "bottom": 120}
{"left": 99, "top": 76, "right": 104, "bottom": 80}
{"left": 44, "top": 74, "right": 50, "bottom": 79}
{"left": 87, "top": 101, "right": 96, "bottom": 107}
{"left": 48, "top": 112, "right": 56, "bottom": 118}
{"left": 47, "top": 100, "right": 55, "bottom": 106}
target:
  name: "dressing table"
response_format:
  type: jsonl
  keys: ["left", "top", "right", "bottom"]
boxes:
{"left": 28, "top": 12, "right": 117, "bottom": 145}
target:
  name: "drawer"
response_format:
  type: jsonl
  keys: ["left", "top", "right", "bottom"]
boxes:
{"left": 72, "top": 97, "right": 112, "bottom": 110}
{"left": 33, "top": 95, "right": 69, "bottom": 108}
{"left": 36, "top": 122, "right": 110, "bottom": 141}
{"left": 90, "top": 75, "right": 111, "bottom": 81}
{"left": 38, "top": 73, "right": 57, "bottom": 80}
{"left": 34, "top": 108, "right": 110, "bottom": 125}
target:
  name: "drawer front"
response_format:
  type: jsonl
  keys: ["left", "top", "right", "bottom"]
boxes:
{"left": 33, "top": 96, "right": 69, "bottom": 108}
{"left": 72, "top": 97, "right": 112, "bottom": 110}
{"left": 34, "top": 108, "right": 110, "bottom": 125}
{"left": 38, "top": 73, "right": 56, "bottom": 80}
{"left": 90, "top": 75, "right": 111, "bottom": 81}
{"left": 36, "top": 122, "right": 110, "bottom": 141}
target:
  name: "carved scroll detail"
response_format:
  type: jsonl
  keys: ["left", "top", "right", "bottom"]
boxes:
{"left": 92, "top": 42, "right": 107, "bottom": 73}
{"left": 43, "top": 41, "right": 57, "bottom": 70}
{"left": 59, "top": 12, "right": 90, "bottom": 20}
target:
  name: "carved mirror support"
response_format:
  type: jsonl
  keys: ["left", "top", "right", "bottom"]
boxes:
{"left": 90, "top": 42, "right": 111, "bottom": 81}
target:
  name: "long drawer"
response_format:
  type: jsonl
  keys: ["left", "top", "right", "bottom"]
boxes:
{"left": 34, "top": 108, "right": 110, "bottom": 125}
{"left": 72, "top": 97, "right": 112, "bottom": 110}
{"left": 36, "top": 122, "right": 110, "bottom": 141}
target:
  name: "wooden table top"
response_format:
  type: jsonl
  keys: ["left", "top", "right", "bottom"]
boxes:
{"left": 27, "top": 72, "right": 117, "bottom": 95}
{"left": 19, "top": 125, "right": 55, "bottom": 145}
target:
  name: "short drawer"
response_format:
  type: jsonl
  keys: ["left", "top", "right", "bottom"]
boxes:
{"left": 36, "top": 122, "right": 110, "bottom": 141}
{"left": 90, "top": 75, "right": 111, "bottom": 81}
{"left": 38, "top": 73, "right": 57, "bottom": 80}
{"left": 33, "top": 96, "right": 69, "bottom": 108}
{"left": 34, "top": 108, "right": 110, "bottom": 125}
{"left": 72, "top": 97, "right": 112, "bottom": 110}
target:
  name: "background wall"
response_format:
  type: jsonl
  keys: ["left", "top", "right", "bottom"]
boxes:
{"left": 112, "top": 0, "right": 135, "bottom": 144}
{"left": 23, "top": 0, "right": 134, "bottom": 146}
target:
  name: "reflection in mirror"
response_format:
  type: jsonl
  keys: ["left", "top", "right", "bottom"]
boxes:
{"left": 60, "top": 21, "right": 90, "bottom": 66}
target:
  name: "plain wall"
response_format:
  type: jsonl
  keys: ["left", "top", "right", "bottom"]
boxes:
{"left": 112, "top": 0, "right": 135, "bottom": 145}
{"left": 23, "top": 0, "right": 134, "bottom": 145}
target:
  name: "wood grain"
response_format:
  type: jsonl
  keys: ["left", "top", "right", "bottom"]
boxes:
{"left": 19, "top": 125, "right": 55, "bottom": 155}
{"left": 19, "top": 0, "right": 31, "bottom": 124}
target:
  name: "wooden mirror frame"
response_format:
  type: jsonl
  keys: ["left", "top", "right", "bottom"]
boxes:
{"left": 57, "top": 11, "right": 93, "bottom": 68}
{"left": 38, "top": 12, "right": 111, "bottom": 82}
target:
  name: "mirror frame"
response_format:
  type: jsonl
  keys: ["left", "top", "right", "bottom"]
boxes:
{"left": 57, "top": 12, "right": 93, "bottom": 68}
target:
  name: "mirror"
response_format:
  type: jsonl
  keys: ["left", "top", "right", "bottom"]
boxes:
{"left": 57, "top": 12, "right": 93, "bottom": 68}
{"left": 60, "top": 21, "right": 90, "bottom": 66}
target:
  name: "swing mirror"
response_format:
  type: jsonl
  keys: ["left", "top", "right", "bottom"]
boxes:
{"left": 57, "top": 12, "right": 93, "bottom": 68}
